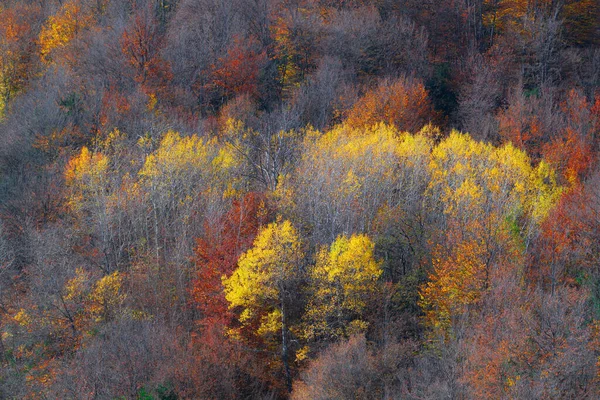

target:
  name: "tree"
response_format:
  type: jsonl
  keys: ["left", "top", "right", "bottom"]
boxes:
{"left": 206, "top": 36, "right": 267, "bottom": 108}
{"left": 0, "top": 3, "right": 41, "bottom": 117}
{"left": 223, "top": 119, "right": 301, "bottom": 192}
{"left": 461, "top": 276, "right": 599, "bottom": 399}
{"left": 120, "top": 7, "right": 172, "bottom": 100}
{"left": 291, "top": 123, "right": 432, "bottom": 245}
{"left": 271, "top": 5, "right": 322, "bottom": 99}
{"left": 136, "top": 131, "right": 240, "bottom": 266}
{"left": 457, "top": 52, "right": 504, "bottom": 142}
{"left": 531, "top": 166, "right": 600, "bottom": 292}
{"left": 292, "top": 334, "right": 419, "bottom": 400}
{"left": 498, "top": 88, "right": 600, "bottom": 184}
{"left": 319, "top": 6, "right": 429, "bottom": 78}
{"left": 303, "top": 234, "right": 382, "bottom": 342}
{"left": 87, "top": 271, "right": 125, "bottom": 323}
{"left": 292, "top": 335, "right": 380, "bottom": 400}
{"left": 562, "top": 0, "right": 600, "bottom": 46}
{"left": 420, "top": 131, "right": 561, "bottom": 342}
{"left": 419, "top": 239, "right": 488, "bottom": 339}
{"left": 39, "top": 0, "right": 93, "bottom": 64}
{"left": 223, "top": 219, "right": 304, "bottom": 392}
{"left": 65, "top": 146, "right": 109, "bottom": 215}
{"left": 64, "top": 135, "right": 132, "bottom": 274}
{"left": 345, "top": 76, "right": 436, "bottom": 132}
{"left": 191, "top": 191, "right": 271, "bottom": 324}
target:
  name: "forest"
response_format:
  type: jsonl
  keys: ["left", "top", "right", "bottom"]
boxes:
{"left": 0, "top": 0, "right": 599, "bottom": 398}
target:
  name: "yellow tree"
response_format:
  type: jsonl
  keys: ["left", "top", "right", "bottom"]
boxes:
{"left": 223, "top": 219, "right": 303, "bottom": 392}
{"left": 303, "top": 234, "right": 382, "bottom": 342}
{"left": 420, "top": 131, "right": 561, "bottom": 342}
{"left": 38, "top": 0, "right": 93, "bottom": 64}
{"left": 64, "top": 145, "right": 123, "bottom": 273}
{"left": 291, "top": 123, "right": 432, "bottom": 244}
{"left": 88, "top": 271, "right": 126, "bottom": 323}
{"left": 65, "top": 146, "right": 109, "bottom": 215}
{"left": 136, "top": 131, "right": 239, "bottom": 265}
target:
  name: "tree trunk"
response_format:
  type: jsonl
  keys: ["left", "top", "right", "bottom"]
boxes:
{"left": 281, "top": 295, "right": 292, "bottom": 392}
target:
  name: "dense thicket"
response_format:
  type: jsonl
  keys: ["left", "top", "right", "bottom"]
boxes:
{"left": 0, "top": 0, "right": 599, "bottom": 398}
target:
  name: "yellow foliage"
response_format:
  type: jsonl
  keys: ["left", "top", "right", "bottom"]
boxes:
{"left": 428, "top": 131, "right": 560, "bottom": 229}
{"left": 257, "top": 309, "right": 283, "bottom": 337}
{"left": 88, "top": 271, "right": 126, "bottom": 322}
{"left": 14, "top": 308, "right": 32, "bottom": 327}
{"left": 39, "top": 1, "right": 92, "bottom": 64}
{"left": 126, "top": 309, "right": 154, "bottom": 321}
{"left": 137, "top": 131, "right": 239, "bottom": 201}
{"left": 529, "top": 160, "right": 563, "bottom": 223}
{"left": 295, "top": 345, "right": 310, "bottom": 362}
{"left": 293, "top": 122, "right": 432, "bottom": 240}
{"left": 223, "top": 219, "right": 303, "bottom": 337}
{"left": 421, "top": 131, "right": 562, "bottom": 343}
{"left": 304, "top": 234, "right": 382, "bottom": 341}
{"left": 139, "top": 131, "right": 210, "bottom": 179}
{"left": 64, "top": 267, "right": 90, "bottom": 302}
{"left": 65, "top": 146, "right": 108, "bottom": 185}
{"left": 64, "top": 146, "right": 109, "bottom": 213}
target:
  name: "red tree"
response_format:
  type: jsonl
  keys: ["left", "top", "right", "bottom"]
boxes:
{"left": 206, "top": 36, "right": 267, "bottom": 105}
{"left": 191, "top": 192, "right": 272, "bottom": 325}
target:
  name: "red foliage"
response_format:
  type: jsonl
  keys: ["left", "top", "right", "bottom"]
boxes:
{"left": 120, "top": 10, "right": 172, "bottom": 95}
{"left": 545, "top": 89, "right": 600, "bottom": 183}
{"left": 531, "top": 169, "right": 600, "bottom": 289}
{"left": 499, "top": 89, "right": 600, "bottom": 183}
{"left": 207, "top": 36, "right": 267, "bottom": 102}
{"left": 191, "top": 192, "right": 272, "bottom": 324}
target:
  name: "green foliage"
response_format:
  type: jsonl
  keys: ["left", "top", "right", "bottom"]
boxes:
{"left": 135, "top": 384, "right": 177, "bottom": 400}
{"left": 426, "top": 63, "right": 457, "bottom": 118}
{"left": 137, "top": 387, "right": 154, "bottom": 400}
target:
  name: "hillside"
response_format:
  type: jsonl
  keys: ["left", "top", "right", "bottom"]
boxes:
{"left": 0, "top": 1, "right": 599, "bottom": 398}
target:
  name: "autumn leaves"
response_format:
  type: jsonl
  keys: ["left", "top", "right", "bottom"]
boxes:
{"left": 61, "top": 120, "right": 563, "bottom": 392}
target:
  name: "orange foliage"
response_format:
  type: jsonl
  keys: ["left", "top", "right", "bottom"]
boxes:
{"left": 463, "top": 305, "right": 526, "bottom": 398}
{"left": 345, "top": 76, "right": 436, "bottom": 132}
{"left": 497, "top": 93, "right": 546, "bottom": 160}
{"left": 419, "top": 238, "right": 488, "bottom": 339}
{"left": 542, "top": 127, "right": 593, "bottom": 185}
{"left": 463, "top": 282, "right": 597, "bottom": 399}
{"left": 545, "top": 89, "right": 600, "bottom": 184}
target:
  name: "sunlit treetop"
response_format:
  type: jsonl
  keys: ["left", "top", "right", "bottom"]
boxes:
{"left": 39, "top": 0, "right": 93, "bottom": 64}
